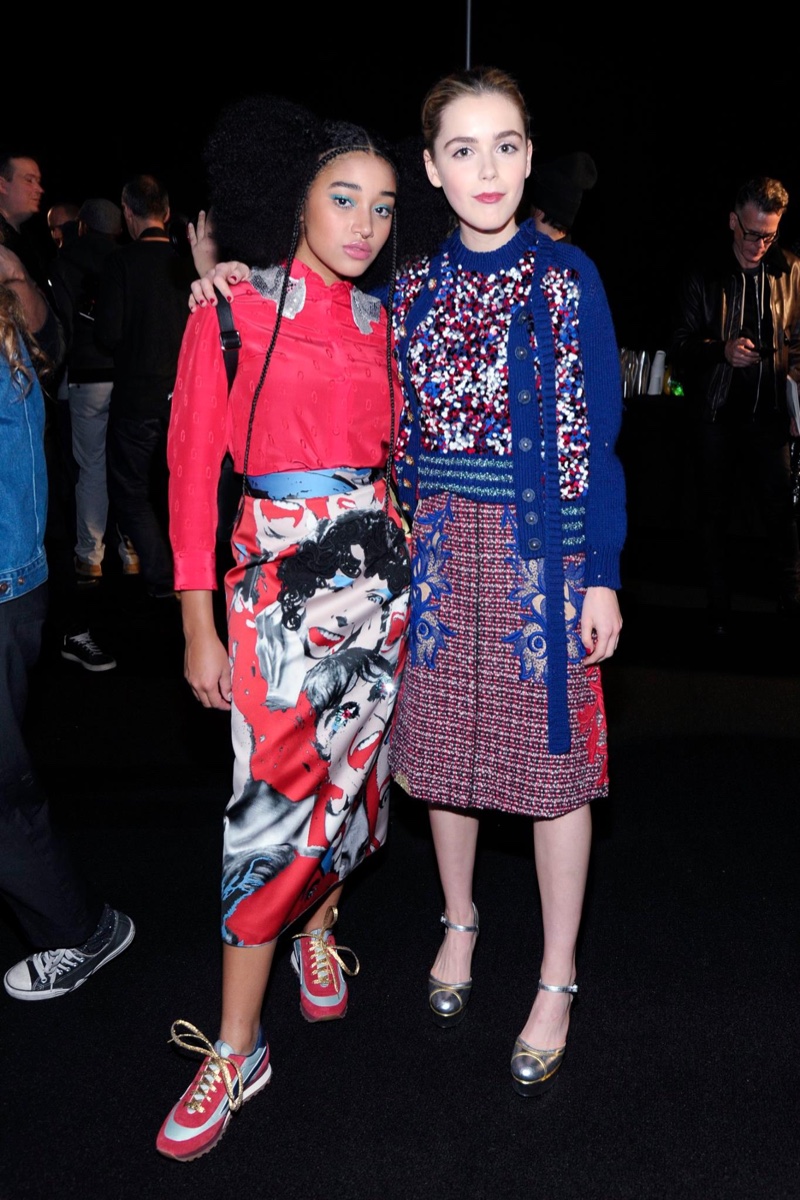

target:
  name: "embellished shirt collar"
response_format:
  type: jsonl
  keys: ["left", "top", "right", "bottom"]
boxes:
{"left": 249, "top": 258, "right": 382, "bottom": 333}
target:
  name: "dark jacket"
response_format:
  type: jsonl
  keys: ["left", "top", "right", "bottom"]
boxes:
{"left": 49, "top": 229, "right": 118, "bottom": 383}
{"left": 94, "top": 228, "right": 193, "bottom": 416}
{"left": 670, "top": 242, "right": 800, "bottom": 420}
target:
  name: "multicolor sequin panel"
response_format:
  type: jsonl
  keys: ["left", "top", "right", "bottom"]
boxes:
{"left": 393, "top": 251, "right": 591, "bottom": 502}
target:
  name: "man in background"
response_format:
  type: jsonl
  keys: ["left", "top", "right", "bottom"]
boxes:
{"left": 47, "top": 202, "right": 80, "bottom": 251}
{"left": 529, "top": 151, "right": 597, "bottom": 243}
{"left": 0, "top": 153, "right": 50, "bottom": 288}
{"left": 50, "top": 198, "right": 139, "bottom": 584}
{"left": 670, "top": 176, "right": 800, "bottom": 633}
{"left": 95, "top": 175, "right": 192, "bottom": 599}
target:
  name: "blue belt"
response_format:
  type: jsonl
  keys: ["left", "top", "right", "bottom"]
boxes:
{"left": 245, "top": 467, "right": 380, "bottom": 500}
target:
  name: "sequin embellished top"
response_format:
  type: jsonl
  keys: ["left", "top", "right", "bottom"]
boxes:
{"left": 392, "top": 220, "right": 625, "bottom": 585}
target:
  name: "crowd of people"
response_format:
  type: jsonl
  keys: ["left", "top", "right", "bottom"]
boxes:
{"left": 1, "top": 61, "right": 798, "bottom": 1167}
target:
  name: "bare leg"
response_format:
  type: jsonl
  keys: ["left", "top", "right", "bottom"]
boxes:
{"left": 218, "top": 884, "right": 346, "bottom": 1053}
{"left": 428, "top": 807, "right": 480, "bottom": 983}
{"left": 519, "top": 804, "right": 592, "bottom": 1049}
{"left": 300, "top": 884, "right": 344, "bottom": 934}
{"left": 219, "top": 941, "right": 276, "bottom": 1055}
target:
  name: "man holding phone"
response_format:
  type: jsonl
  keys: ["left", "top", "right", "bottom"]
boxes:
{"left": 670, "top": 177, "right": 800, "bottom": 633}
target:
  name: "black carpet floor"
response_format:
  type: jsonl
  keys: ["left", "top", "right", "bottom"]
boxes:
{"left": 2, "top": 559, "right": 799, "bottom": 1200}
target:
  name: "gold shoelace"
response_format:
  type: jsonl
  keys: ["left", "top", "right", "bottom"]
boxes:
{"left": 168, "top": 1019, "right": 245, "bottom": 1115}
{"left": 291, "top": 905, "right": 360, "bottom": 986}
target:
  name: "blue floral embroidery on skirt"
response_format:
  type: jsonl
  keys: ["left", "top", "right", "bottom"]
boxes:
{"left": 410, "top": 497, "right": 456, "bottom": 669}
{"left": 501, "top": 506, "right": 584, "bottom": 682}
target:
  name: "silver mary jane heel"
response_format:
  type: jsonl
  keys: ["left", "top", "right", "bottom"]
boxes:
{"left": 510, "top": 979, "right": 578, "bottom": 1097}
{"left": 427, "top": 904, "right": 479, "bottom": 1028}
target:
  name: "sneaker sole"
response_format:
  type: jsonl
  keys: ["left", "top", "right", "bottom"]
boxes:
{"left": 157, "top": 1062, "right": 272, "bottom": 1163}
{"left": 60, "top": 651, "right": 117, "bottom": 672}
{"left": 299, "top": 997, "right": 348, "bottom": 1022}
{"left": 4, "top": 919, "right": 136, "bottom": 1000}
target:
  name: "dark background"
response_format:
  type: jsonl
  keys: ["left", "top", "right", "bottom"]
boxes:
{"left": 3, "top": 17, "right": 800, "bottom": 1197}
{"left": 8, "top": 17, "right": 800, "bottom": 353}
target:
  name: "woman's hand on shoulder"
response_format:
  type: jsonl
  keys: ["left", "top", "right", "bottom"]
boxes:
{"left": 580, "top": 586, "right": 622, "bottom": 664}
{"left": 188, "top": 260, "right": 253, "bottom": 313}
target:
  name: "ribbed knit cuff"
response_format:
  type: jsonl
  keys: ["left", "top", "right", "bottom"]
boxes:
{"left": 583, "top": 544, "right": 621, "bottom": 590}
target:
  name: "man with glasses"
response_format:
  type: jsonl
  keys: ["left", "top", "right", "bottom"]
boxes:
{"left": 671, "top": 177, "right": 800, "bottom": 634}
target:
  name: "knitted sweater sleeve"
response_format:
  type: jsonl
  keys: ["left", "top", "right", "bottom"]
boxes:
{"left": 579, "top": 256, "right": 627, "bottom": 589}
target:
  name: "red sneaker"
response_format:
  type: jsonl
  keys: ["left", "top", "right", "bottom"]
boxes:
{"left": 156, "top": 1020, "right": 271, "bottom": 1162}
{"left": 290, "top": 905, "right": 360, "bottom": 1022}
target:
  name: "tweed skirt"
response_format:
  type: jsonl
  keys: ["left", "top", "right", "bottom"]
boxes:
{"left": 390, "top": 493, "right": 608, "bottom": 817}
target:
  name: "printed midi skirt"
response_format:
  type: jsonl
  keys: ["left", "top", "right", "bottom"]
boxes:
{"left": 221, "top": 477, "right": 410, "bottom": 945}
{"left": 390, "top": 493, "right": 609, "bottom": 817}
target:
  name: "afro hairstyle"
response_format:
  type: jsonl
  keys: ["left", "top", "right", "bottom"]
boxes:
{"left": 204, "top": 94, "right": 402, "bottom": 293}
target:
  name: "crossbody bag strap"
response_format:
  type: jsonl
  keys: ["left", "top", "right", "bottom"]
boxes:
{"left": 214, "top": 286, "right": 241, "bottom": 394}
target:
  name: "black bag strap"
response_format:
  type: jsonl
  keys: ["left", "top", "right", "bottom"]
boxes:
{"left": 214, "top": 286, "right": 241, "bottom": 394}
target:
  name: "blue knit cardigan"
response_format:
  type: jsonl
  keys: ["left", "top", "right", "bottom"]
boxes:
{"left": 390, "top": 220, "right": 626, "bottom": 754}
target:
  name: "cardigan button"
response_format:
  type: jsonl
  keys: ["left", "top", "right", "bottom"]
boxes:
{"left": 428, "top": 277, "right": 437, "bottom": 290}
{"left": 514, "top": 345, "right": 528, "bottom": 360}
{"left": 527, "top": 537, "right": 542, "bottom": 551}
{"left": 524, "top": 511, "right": 538, "bottom": 525}
{"left": 518, "top": 437, "right": 533, "bottom": 452}
{"left": 398, "top": 324, "right": 407, "bottom": 339}
{"left": 522, "top": 488, "right": 535, "bottom": 501}
{"left": 517, "top": 389, "right": 531, "bottom": 404}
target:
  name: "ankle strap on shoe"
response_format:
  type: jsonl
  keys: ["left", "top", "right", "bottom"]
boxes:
{"left": 440, "top": 903, "right": 479, "bottom": 935}
{"left": 537, "top": 979, "right": 578, "bottom": 995}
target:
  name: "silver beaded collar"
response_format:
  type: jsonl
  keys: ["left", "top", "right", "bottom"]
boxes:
{"left": 249, "top": 266, "right": 382, "bottom": 335}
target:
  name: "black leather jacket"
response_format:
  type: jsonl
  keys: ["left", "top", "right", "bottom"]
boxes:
{"left": 670, "top": 242, "right": 800, "bottom": 420}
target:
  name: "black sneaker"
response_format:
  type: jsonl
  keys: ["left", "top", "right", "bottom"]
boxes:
{"left": 4, "top": 906, "right": 135, "bottom": 1000}
{"left": 61, "top": 630, "right": 117, "bottom": 672}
